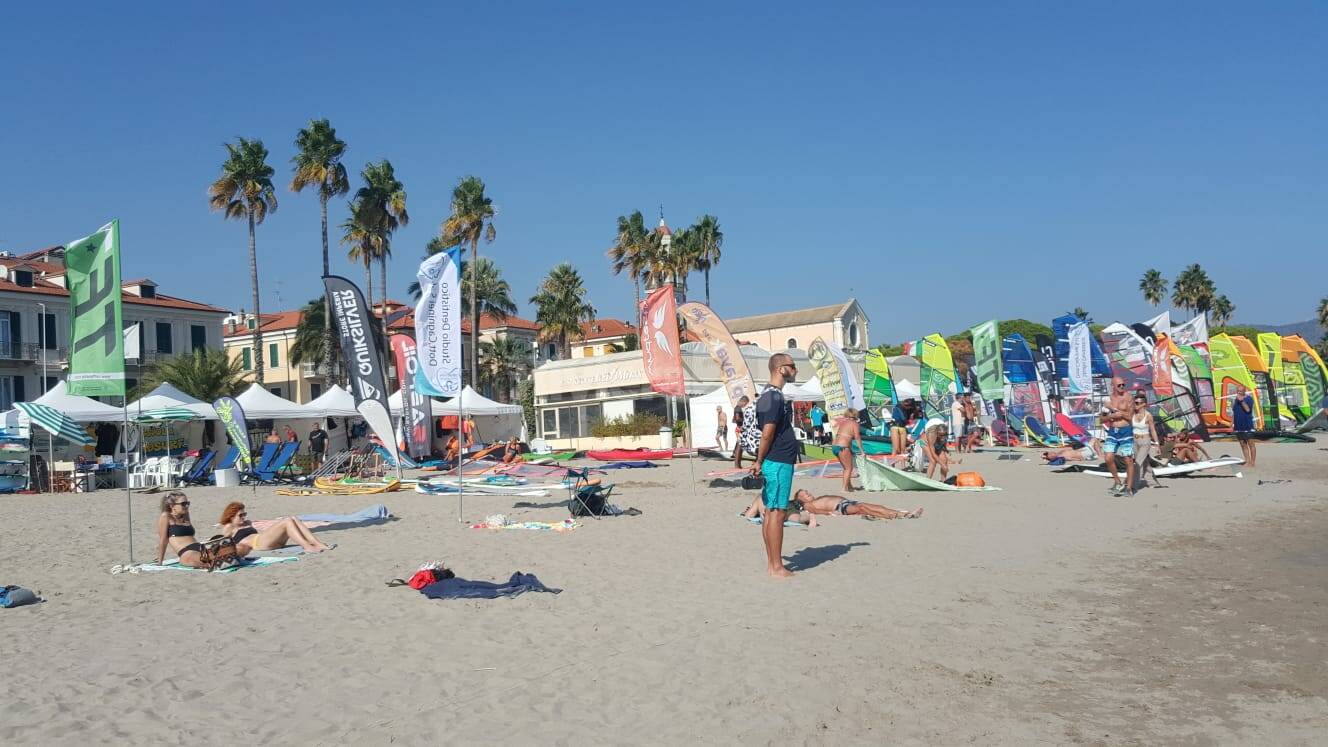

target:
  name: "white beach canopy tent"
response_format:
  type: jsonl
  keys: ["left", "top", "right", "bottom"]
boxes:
{"left": 123, "top": 383, "right": 218, "bottom": 420}
{"left": 388, "top": 385, "right": 525, "bottom": 443}
{"left": 686, "top": 382, "right": 821, "bottom": 450}
{"left": 234, "top": 383, "right": 320, "bottom": 420}
{"left": 12, "top": 381, "right": 126, "bottom": 422}
{"left": 306, "top": 384, "right": 360, "bottom": 417}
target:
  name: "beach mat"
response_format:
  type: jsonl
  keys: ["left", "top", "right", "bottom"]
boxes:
{"left": 138, "top": 556, "right": 298, "bottom": 574}
{"left": 857, "top": 456, "right": 1000, "bottom": 492}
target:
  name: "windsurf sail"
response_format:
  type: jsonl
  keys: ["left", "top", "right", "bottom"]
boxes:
{"left": 1277, "top": 335, "right": 1314, "bottom": 422}
{"left": 1154, "top": 334, "right": 1208, "bottom": 439}
{"left": 1181, "top": 344, "right": 1218, "bottom": 425}
{"left": 1284, "top": 335, "right": 1328, "bottom": 410}
{"left": 1052, "top": 315, "right": 1110, "bottom": 437}
{"left": 1002, "top": 333, "right": 1048, "bottom": 437}
{"left": 1256, "top": 333, "right": 1297, "bottom": 423}
{"left": 917, "top": 333, "right": 957, "bottom": 421}
{"left": 1229, "top": 335, "right": 1279, "bottom": 430}
{"left": 862, "top": 348, "right": 896, "bottom": 417}
{"left": 1099, "top": 322, "right": 1153, "bottom": 391}
{"left": 1209, "top": 334, "right": 1265, "bottom": 431}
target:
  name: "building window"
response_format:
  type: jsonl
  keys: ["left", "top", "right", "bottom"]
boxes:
{"left": 155, "top": 322, "right": 172, "bottom": 354}
{"left": 40, "top": 313, "right": 57, "bottom": 350}
{"left": 43, "top": 376, "right": 60, "bottom": 394}
{"left": 542, "top": 409, "right": 557, "bottom": 437}
{"left": 13, "top": 270, "right": 33, "bottom": 288}
{"left": 241, "top": 347, "right": 252, "bottom": 370}
{"left": 786, "top": 338, "right": 798, "bottom": 350}
{"left": 583, "top": 346, "right": 595, "bottom": 357}
{"left": 545, "top": 343, "right": 557, "bottom": 360}
{"left": 139, "top": 285, "right": 156, "bottom": 299}
{"left": 269, "top": 387, "right": 282, "bottom": 397}
{"left": 246, "top": 316, "right": 256, "bottom": 330}
{"left": 191, "top": 325, "right": 207, "bottom": 351}
{"left": 126, "top": 378, "right": 138, "bottom": 393}
{"left": 268, "top": 343, "right": 279, "bottom": 368}
{"left": 310, "top": 383, "right": 323, "bottom": 399}
{"left": 847, "top": 321, "right": 859, "bottom": 348}
{"left": 1, "top": 311, "right": 20, "bottom": 357}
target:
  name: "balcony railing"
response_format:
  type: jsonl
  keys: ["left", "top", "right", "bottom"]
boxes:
{"left": 0, "top": 342, "right": 52, "bottom": 361}
{"left": 300, "top": 362, "right": 332, "bottom": 378}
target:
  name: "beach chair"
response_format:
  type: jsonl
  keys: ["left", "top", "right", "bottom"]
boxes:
{"left": 249, "top": 442, "right": 298, "bottom": 483}
{"left": 563, "top": 466, "right": 614, "bottom": 518}
{"left": 238, "top": 443, "right": 279, "bottom": 483}
{"left": 180, "top": 449, "right": 217, "bottom": 486}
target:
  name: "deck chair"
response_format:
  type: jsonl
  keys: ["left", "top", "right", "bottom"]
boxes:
{"left": 250, "top": 442, "right": 298, "bottom": 483}
{"left": 206, "top": 446, "right": 241, "bottom": 484}
{"left": 180, "top": 449, "right": 216, "bottom": 486}
{"left": 238, "top": 443, "right": 278, "bottom": 483}
{"left": 564, "top": 466, "right": 615, "bottom": 518}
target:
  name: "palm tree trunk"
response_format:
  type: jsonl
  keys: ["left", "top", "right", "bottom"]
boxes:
{"left": 320, "top": 192, "right": 337, "bottom": 385}
{"left": 633, "top": 278, "right": 642, "bottom": 329}
{"left": 705, "top": 268, "right": 711, "bottom": 308}
{"left": 380, "top": 254, "right": 390, "bottom": 357}
{"left": 364, "top": 257, "right": 374, "bottom": 341}
{"left": 248, "top": 211, "right": 264, "bottom": 384}
{"left": 470, "top": 238, "right": 479, "bottom": 389}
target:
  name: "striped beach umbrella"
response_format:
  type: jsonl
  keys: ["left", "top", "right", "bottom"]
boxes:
{"left": 14, "top": 402, "right": 94, "bottom": 445}
{"left": 134, "top": 407, "right": 200, "bottom": 422}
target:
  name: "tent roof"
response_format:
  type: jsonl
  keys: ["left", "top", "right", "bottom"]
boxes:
{"left": 27, "top": 381, "right": 124, "bottom": 422}
{"left": 125, "top": 382, "right": 217, "bottom": 419}
{"left": 306, "top": 384, "right": 360, "bottom": 417}
{"left": 235, "top": 383, "right": 320, "bottom": 420}
{"left": 388, "top": 385, "right": 522, "bottom": 416}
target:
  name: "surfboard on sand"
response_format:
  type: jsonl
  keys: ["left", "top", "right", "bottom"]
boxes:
{"left": 1052, "top": 456, "right": 1244, "bottom": 478}
{"left": 857, "top": 455, "right": 1000, "bottom": 492}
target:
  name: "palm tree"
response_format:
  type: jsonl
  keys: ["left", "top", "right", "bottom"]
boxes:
{"left": 1139, "top": 269, "right": 1166, "bottom": 307}
{"left": 1071, "top": 307, "right": 1091, "bottom": 321}
{"left": 606, "top": 211, "right": 651, "bottom": 322}
{"left": 209, "top": 137, "right": 277, "bottom": 384}
{"left": 441, "top": 176, "right": 497, "bottom": 389}
{"left": 460, "top": 257, "right": 517, "bottom": 324}
{"left": 690, "top": 214, "right": 723, "bottom": 307}
{"left": 340, "top": 206, "right": 383, "bottom": 320}
{"left": 352, "top": 160, "right": 408, "bottom": 343}
{"left": 1210, "top": 295, "right": 1235, "bottom": 327}
{"left": 1171, "top": 264, "right": 1216, "bottom": 318}
{"left": 477, "top": 336, "right": 533, "bottom": 402}
{"left": 530, "top": 263, "right": 596, "bottom": 360}
{"left": 288, "top": 297, "right": 336, "bottom": 370}
{"left": 134, "top": 349, "right": 248, "bottom": 401}
{"left": 290, "top": 119, "right": 349, "bottom": 382}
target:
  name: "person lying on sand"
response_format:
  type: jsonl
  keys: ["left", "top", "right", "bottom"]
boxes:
{"left": 155, "top": 491, "right": 209, "bottom": 568}
{"left": 792, "top": 489, "right": 922, "bottom": 520}
{"left": 1042, "top": 438, "right": 1102, "bottom": 463}
{"left": 741, "top": 494, "right": 818, "bottom": 527}
{"left": 218, "top": 501, "right": 332, "bottom": 553}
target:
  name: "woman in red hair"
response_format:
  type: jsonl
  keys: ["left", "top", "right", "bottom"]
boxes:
{"left": 218, "top": 502, "right": 332, "bottom": 553}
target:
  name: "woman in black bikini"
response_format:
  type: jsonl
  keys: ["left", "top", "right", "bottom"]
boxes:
{"left": 154, "top": 491, "right": 209, "bottom": 568}
{"left": 218, "top": 501, "right": 331, "bottom": 553}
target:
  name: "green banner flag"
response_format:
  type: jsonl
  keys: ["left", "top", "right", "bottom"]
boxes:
{"left": 970, "top": 320, "right": 1004, "bottom": 402}
{"left": 65, "top": 220, "right": 125, "bottom": 397}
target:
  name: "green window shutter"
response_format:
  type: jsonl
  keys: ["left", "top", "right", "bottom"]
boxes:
{"left": 241, "top": 347, "right": 251, "bottom": 370}
{"left": 269, "top": 343, "right": 279, "bottom": 368}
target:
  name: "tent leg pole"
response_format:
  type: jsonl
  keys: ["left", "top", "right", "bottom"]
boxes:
{"left": 123, "top": 399, "right": 133, "bottom": 564}
{"left": 458, "top": 397, "right": 465, "bottom": 523}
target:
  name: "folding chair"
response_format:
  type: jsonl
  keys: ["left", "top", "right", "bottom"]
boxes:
{"left": 181, "top": 449, "right": 217, "bottom": 486}
{"left": 249, "top": 442, "right": 298, "bottom": 484}
{"left": 239, "top": 443, "right": 278, "bottom": 483}
{"left": 564, "top": 466, "right": 614, "bottom": 519}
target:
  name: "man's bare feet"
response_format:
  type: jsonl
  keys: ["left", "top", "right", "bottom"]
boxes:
{"left": 905, "top": 507, "right": 924, "bottom": 519}
{"left": 768, "top": 566, "right": 794, "bottom": 579}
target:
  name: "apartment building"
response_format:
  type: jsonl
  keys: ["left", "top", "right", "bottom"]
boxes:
{"left": 0, "top": 247, "right": 229, "bottom": 408}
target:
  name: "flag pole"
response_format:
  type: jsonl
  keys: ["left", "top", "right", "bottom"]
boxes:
{"left": 123, "top": 394, "right": 133, "bottom": 564}
{"left": 683, "top": 388, "right": 697, "bottom": 495}
{"left": 458, "top": 388, "right": 466, "bottom": 522}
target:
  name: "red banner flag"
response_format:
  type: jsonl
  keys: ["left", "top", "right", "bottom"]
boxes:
{"left": 1152, "top": 334, "right": 1173, "bottom": 398}
{"left": 640, "top": 286, "right": 685, "bottom": 396}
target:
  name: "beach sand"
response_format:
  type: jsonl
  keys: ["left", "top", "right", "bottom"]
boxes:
{"left": 2, "top": 441, "right": 1326, "bottom": 744}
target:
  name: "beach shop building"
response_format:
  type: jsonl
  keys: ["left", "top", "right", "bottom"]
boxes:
{"left": 0, "top": 247, "right": 228, "bottom": 409}
{"left": 532, "top": 299, "right": 868, "bottom": 448}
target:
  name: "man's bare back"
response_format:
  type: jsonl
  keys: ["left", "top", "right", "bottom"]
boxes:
{"left": 793, "top": 489, "right": 922, "bottom": 520}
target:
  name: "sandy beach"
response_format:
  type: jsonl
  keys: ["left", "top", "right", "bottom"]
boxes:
{"left": 2, "top": 442, "right": 1326, "bottom": 744}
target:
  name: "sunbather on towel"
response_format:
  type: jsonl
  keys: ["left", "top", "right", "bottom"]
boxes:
{"left": 741, "top": 495, "right": 818, "bottom": 527}
{"left": 1041, "top": 438, "right": 1102, "bottom": 463}
{"left": 218, "top": 501, "right": 332, "bottom": 553}
{"left": 792, "top": 489, "right": 922, "bottom": 520}
{"left": 155, "top": 491, "right": 209, "bottom": 568}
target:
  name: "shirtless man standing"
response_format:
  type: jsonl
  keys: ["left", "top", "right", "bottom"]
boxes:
{"left": 1101, "top": 376, "right": 1137, "bottom": 496}
{"left": 792, "top": 489, "right": 923, "bottom": 520}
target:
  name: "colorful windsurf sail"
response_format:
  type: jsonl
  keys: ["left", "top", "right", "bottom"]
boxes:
{"left": 917, "top": 333, "right": 957, "bottom": 421}
{"left": 1002, "top": 333, "right": 1048, "bottom": 436}
{"left": 969, "top": 320, "right": 1004, "bottom": 403}
{"left": 1209, "top": 334, "right": 1264, "bottom": 431}
{"left": 1154, "top": 334, "right": 1208, "bottom": 438}
{"left": 1099, "top": 323, "right": 1153, "bottom": 392}
{"left": 1256, "top": 333, "right": 1297, "bottom": 423}
{"left": 1181, "top": 344, "right": 1218, "bottom": 426}
{"left": 1052, "top": 314, "right": 1111, "bottom": 437}
{"left": 1228, "top": 335, "right": 1279, "bottom": 430}
{"left": 862, "top": 348, "right": 896, "bottom": 416}
{"left": 1276, "top": 335, "right": 1314, "bottom": 422}
{"left": 1284, "top": 335, "right": 1328, "bottom": 411}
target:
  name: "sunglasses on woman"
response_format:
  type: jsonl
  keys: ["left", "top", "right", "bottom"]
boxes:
{"left": 173, "top": 500, "right": 190, "bottom": 507}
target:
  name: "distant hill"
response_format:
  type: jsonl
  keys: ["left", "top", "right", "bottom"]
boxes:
{"left": 1246, "top": 320, "right": 1322, "bottom": 341}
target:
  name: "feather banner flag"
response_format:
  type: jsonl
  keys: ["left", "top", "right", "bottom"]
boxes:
{"left": 639, "top": 286, "right": 684, "bottom": 396}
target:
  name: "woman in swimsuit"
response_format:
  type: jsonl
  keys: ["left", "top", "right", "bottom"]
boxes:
{"left": 1131, "top": 392, "right": 1163, "bottom": 489}
{"left": 154, "top": 491, "right": 209, "bottom": 568}
{"left": 831, "top": 409, "right": 864, "bottom": 491}
{"left": 501, "top": 437, "right": 521, "bottom": 464}
{"left": 218, "top": 501, "right": 332, "bottom": 553}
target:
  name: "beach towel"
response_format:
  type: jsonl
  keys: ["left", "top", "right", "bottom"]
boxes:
{"left": 137, "top": 556, "right": 298, "bottom": 573}
{"left": 247, "top": 504, "right": 391, "bottom": 532}
{"left": 420, "top": 572, "right": 561, "bottom": 600}
{"left": 857, "top": 455, "right": 1001, "bottom": 492}
{"left": 470, "top": 517, "right": 579, "bottom": 532}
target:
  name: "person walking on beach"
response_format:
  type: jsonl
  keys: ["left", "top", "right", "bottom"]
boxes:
{"left": 308, "top": 422, "right": 328, "bottom": 468}
{"left": 732, "top": 396, "right": 750, "bottom": 468}
{"left": 752, "top": 353, "right": 799, "bottom": 578}
{"left": 1100, "top": 376, "right": 1137, "bottom": 496}
{"left": 1232, "top": 384, "right": 1257, "bottom": 468}
{"left": 715, "top": 405, "right": 729, "bottom": 452}
{"left": 808, "top": 403, "right": 827, "bottom": 444}
{"left": 831, "top": 408, "right": 864, "bottom": 491}
{"left": 951, "top": 396, "right": 967, "bottom": 453}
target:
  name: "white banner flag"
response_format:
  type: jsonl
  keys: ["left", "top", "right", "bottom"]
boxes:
{"left": 413, "top": 246, "right": 464, "bottom": 397}
{"left": 1171, "top": 314, "right": 1209, "bottom": 351}
{"left": 1143, "top": 310, "right": 1171, "bottom": 338}
{"left": 1067, "top": 322, "right": 1092, "bottom": 395}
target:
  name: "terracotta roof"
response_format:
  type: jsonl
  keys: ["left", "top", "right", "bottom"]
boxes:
{"left": 724, "top": 299, "right": 860, "bottom": 334}
{"left": 580, "top": 319, "right": 636, "bottom": 340}
{"left": 0, "top": 257, "right": 65, "bottom": 276}
{"left": 15, "top": 246, "right": 64, "bottom": 261}
{"left": 480, "top": 313, "right": 540, "bottom": 332}
{"left": 226, "top": 307, "right": 478, "bottom": 339}
{"left": 121, "top": 278, "right": 157, "bottom": 286}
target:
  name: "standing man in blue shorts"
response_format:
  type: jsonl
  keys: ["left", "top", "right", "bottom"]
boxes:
{"left": 752, "top": 352, "right": 799, "bottom": 578}
{"left": 1232, "top": 384, "right": 1257, "bottom": 469}
{"left": 1100, "top": 376, "right": 1137, "bottom": 496}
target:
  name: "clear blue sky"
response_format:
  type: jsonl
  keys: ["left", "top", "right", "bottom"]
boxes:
{"left": 2, "top": 2, "right": 1325, "bottom": 344}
